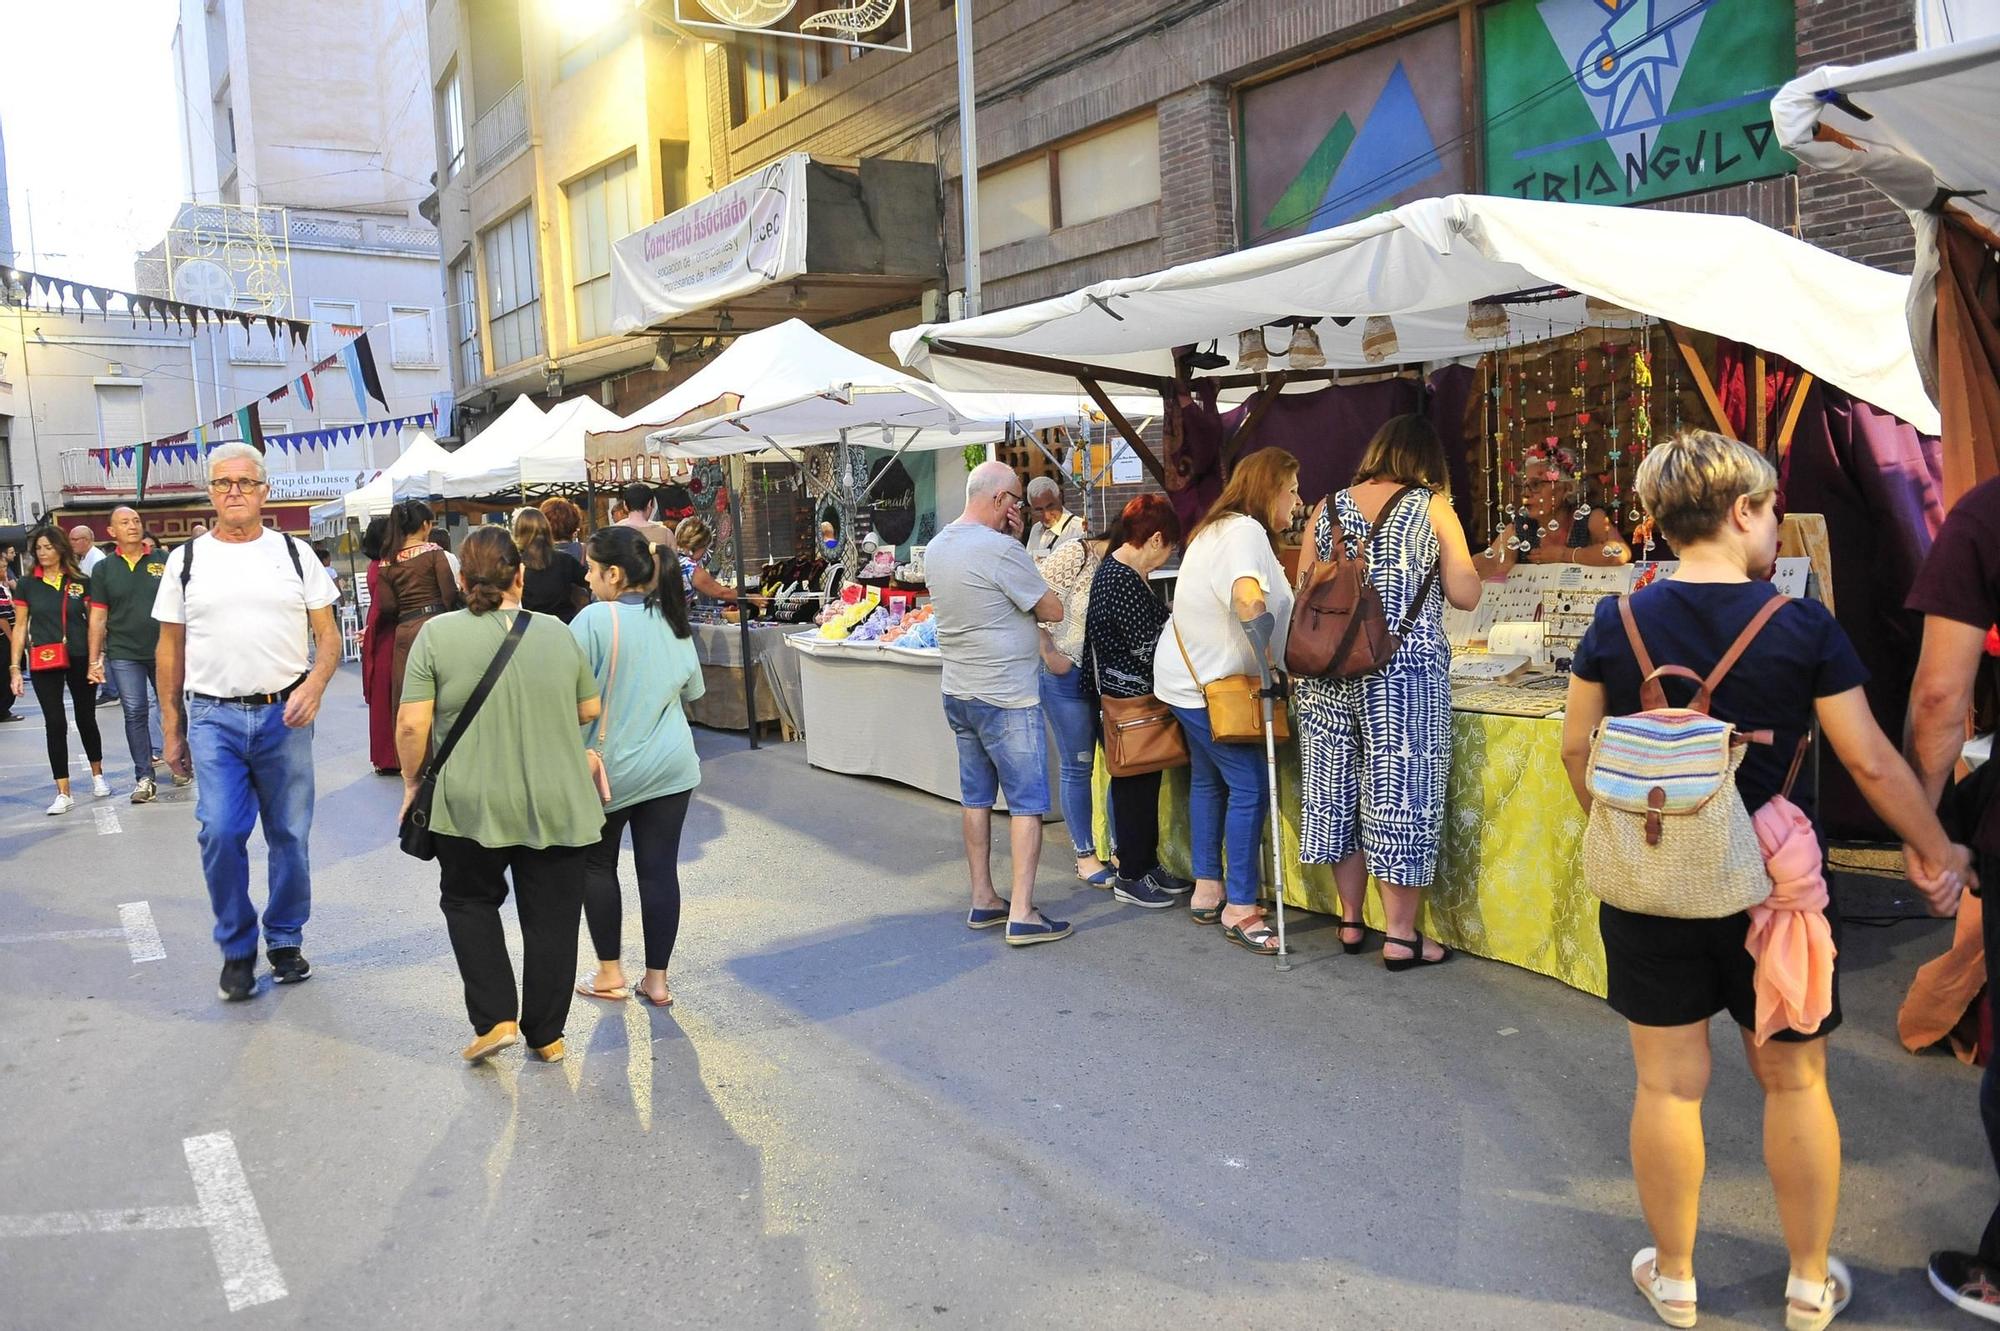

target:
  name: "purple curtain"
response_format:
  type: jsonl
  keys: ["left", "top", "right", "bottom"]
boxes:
{"left": 1781, "top": 380, "right": 1946, "bottom": 839}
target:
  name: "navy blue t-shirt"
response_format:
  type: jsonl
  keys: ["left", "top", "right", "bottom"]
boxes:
{"left": 1571, "top": 580, "right": 1868, "bottom": 817}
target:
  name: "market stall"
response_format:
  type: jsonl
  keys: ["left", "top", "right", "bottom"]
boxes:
{"left": 309, "top": 431, "right": 455, "bottom": 536}
{"left": 894, "top": 193, "right": 1935, "bottom": 990}
{"left": 429, "top": 395, "right": 623, "bottom": 500}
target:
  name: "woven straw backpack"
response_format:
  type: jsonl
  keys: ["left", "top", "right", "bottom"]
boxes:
{"left": 1582, "top": 594, "right": 1790, "bottom": 919}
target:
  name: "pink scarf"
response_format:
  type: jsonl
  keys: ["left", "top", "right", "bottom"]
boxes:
{"left": 1746, "top": 795, "right": 1837, "bottom": 1045}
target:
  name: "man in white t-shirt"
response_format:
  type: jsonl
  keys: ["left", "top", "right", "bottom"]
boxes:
{"left": 154, "top": 443, "right": 342, "bottom": 1002}
{"left": 924, "top": 460, "right": 1071, "bottom": 947}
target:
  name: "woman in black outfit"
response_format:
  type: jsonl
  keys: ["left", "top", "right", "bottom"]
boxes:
{"left": 6, "top": 526, "right": 106, "bottom": 814}
{"left": 1082, "top": 495, "right": 1185, "bottom": 904}
{"left": 513, "top": 507, "right": 588, "bottom": 622}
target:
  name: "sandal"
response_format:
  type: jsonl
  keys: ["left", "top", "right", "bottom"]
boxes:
{"left": 1784, "top": 1257, "right": 1852, "bottom": 1331}
{"left": 634, "top": 980, "right": 674, "bottom": 1008}
{"left": 1383, "top": 931, "right": 1452, "bottom": 972}
{"left": 1188, "top": 902, "right": 1223, "bottom": 925}
{"left": 574, "top": 975, "right": 630, "bottom": 1001}
{"left": 1221, "top": 914, "right": 1280, "bottom": 956}
{"left": 1632, "top": 1248, "right": 1697, "bottom": 1329}
{"left": 1077, "top": 866, "right": 1117, "bottom": 888}
{"left": 1336, "top": 918, "right": 1367, "bottom": 955}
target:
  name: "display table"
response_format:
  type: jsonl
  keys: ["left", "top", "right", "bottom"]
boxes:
{"left": 687, "top": 622, "right": 789, "bottom": 732}
{"left": 787, "top": 637, "right": 1060, "bottom": 818}
{"left": 1090, "top": 708, "right": 1606, "bottom": 997}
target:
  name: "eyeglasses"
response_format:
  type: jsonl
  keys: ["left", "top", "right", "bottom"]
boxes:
{"left": 998, "top": 491, "right": 1024, "bottom": 505}
{"left": 208, "top": 478, "right": 267, "bottom": 494}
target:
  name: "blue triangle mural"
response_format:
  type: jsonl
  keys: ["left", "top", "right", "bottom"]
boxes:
{"left": 1315, "top": 61, "right": 1445, "bottom": 228}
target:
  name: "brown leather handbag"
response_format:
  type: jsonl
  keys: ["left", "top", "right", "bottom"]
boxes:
{"left": 1092, "top": 641, "right": 1186, "bottom": 776}
{"left": 1286, "top": 487, "right": 1441, "bottom": 680}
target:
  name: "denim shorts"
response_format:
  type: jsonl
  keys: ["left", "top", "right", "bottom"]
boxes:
{"left": 942, "top": 695, "right": 1050, "bottom": 816}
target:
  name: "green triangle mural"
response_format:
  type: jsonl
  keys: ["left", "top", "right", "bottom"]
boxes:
{"left": 1263, "top": 112, "right": 1354, "bottom": 235}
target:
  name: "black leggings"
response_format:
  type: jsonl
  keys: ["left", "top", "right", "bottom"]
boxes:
{"left": 30, "top": 663, "right": 101, "bottom": 781}
{"left": 582, "top": 790, "right": 692, "bottom": 971}
{"left": 1107, "top": 770, "right": 1161, "bottom": 881}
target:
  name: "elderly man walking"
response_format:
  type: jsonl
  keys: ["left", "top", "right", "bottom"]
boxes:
{"left": 155, "top": 444, "right": 343, "bottom": 1001}
{"left": 925, "top": 460, "right": 1070, "bottom": 946}
{"left": 88, "top": 506, "right": 173, "bottom": 801}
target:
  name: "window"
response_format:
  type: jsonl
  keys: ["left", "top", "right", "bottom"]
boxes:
{"left": 389, "top": 305, "right": 439, "bottom": 368}
{"left": 565, "top": 155, "right": 639, "bottom": 343}
{"left": 437, "top": 68, "right": 465, "bottom": 182}
{"left": 659, "top": 140, "right": 689, "bottom": 215}
{"left": 1056, "top": 117, "right": 1160, "bottom": 227}
{"left": 975, "top": 115, "right": 1162, "bottom": 251}
{"left": 310, "top": 298, "right": 361, "bottom": 359}
{"left": 451, "top": 254, "right": 482, "bottom": 385}
{"left": 481, "top": 206, "right": 542, "bottom": 369}
{"left": 228, "top": 301, "right": 286, "bottom": 364}
{"left": 261, "top": 419, "right": 291, "bottom": 440}
{"left": 94, "top": 382, "right": 145, "bottom": 445}
{"left": 977, "top": 158, "right": 1052, "bottom": 249}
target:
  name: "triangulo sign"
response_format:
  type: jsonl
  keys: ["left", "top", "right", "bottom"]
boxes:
{"left": 610, "top": 154, "right": 810, "bottom": 334}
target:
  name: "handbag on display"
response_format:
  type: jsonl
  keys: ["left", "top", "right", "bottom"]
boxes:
{"left": 1286, "top": 487, "right": 1442, "bottom": 679}
{"left": 28, "top": 586, "right": 72, "bottom": 672}
{"left": 1093, "top": 644, "right": 1187, "bottom": 777}
{"left": 1581, "top": 594, "right": 1789, "bottom": 919}
{"left": 399, "top": 612, "right": 533, "bottom": 861}
{"left": 1172, "top": 619, "right": 1289, "bottom": 745}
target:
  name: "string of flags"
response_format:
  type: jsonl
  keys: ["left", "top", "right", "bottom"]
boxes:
{"left": 0, "top": 262, "right": 314, "bottom": 348}
{"left": 87, "top": 411, "right": 437, "bottom": 474}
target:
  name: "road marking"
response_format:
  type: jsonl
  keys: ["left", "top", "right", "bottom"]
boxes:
{"left": 93, "top": 806, "right": 122, "bottom": 835}
{"left": 0, "top": 927, "right": 123, "bottom": 944}
{"left": 183, "top": 1132, "right": 287, "bottom": 1311}
{"left": 0, "top": 1206, "right": 204, "bottom": 1238}
{"left": 119, "top": 902, "right": 165, "bottom": 963}
{"left": 0, "top": 1132, "right": 285, "bottom": 1312}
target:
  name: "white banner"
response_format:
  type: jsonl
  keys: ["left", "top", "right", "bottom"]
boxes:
{"left": 611, "top": 154, "right": 810, "bottom": 335}
{"left": 267, "top": 469, "right": 376, "bottom": 501}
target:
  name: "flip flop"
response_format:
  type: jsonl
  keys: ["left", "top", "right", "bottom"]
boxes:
{"left": 634, "top": 981, "right": 674, "bottom": 1008}
{"left": 574, "top": 976, "right": 630, "bottom": 1001}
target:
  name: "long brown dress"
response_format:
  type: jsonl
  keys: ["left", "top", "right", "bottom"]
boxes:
{"left": 379, "top": 543, "right": 461, "bottom": 714}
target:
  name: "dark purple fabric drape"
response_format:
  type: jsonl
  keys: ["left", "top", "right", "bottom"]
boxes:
{"left": 1167, "top": 367, "right": 1477, "bottom": 533}
{"left": 1781, "top": 380, "right": 1946, "bottom": 839}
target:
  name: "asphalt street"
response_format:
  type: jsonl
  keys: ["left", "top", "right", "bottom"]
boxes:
{"left": 0, "top": 661, "right": 1990, "bottom": 1330}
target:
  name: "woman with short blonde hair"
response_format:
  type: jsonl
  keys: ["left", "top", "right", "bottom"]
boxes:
{"left": 672, "top": 516, "right": 749, "bottom": 609}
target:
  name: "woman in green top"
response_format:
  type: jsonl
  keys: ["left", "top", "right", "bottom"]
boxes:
{"left": 572, "top": 525, "right": 705, "bottom": 1010}
{"left": 397, "top": 528, "right": 608, "bottom": 1065}
{"left": 6, "top": 526, "right": 107, "bottom": 815}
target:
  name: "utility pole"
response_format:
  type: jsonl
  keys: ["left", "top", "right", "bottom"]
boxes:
{"left": 954, "top": 1, "right": 981, "bottom": 319}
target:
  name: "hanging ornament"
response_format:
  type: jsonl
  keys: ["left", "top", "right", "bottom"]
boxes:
{"left": 1361, "top": 315, "right": 1399, "bottom": 363}
{"left": 1236, "top": 328, "right": 1271, "bottom": 372}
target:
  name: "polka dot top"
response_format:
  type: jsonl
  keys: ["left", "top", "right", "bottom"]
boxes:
{"left": 1084, "top": 555, "right": 1171, "bottom": 699}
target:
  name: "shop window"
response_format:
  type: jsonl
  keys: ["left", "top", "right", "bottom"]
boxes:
{"left": 309, "top": 298, "right": 361, "bottom": 360}
{"left": 389, "top": 305, "right": 438, "bottom": 368}
{"left": 481, "top": 205, "right": 543, "bottom": 369}
{"left": 451, "top": 254, "right": 482, "bottom": 385}
{"left": 565, "top": 154, "right": 640, "bottom": 343}
{"left": 94, "top": 382, "right": 145, "bottom": 446}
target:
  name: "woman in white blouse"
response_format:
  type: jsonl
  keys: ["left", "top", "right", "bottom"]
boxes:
{"left": 1153, "top": 449, "right": 1298, "bottom": 956}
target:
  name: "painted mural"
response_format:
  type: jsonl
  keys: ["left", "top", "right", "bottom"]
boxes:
{"left": 1237, "top": 22, "right": 1469, "bottom": 244}
{"left": 1482, "top": 0, "right": 1796, "bottom": 206}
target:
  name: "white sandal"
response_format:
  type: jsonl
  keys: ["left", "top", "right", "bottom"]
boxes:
{"left": 1632, "top": 1247, "right": 1698, "bottom": 1328}
{"left": 1784, "top": 1256, "right": 1852, "bottom": 1331}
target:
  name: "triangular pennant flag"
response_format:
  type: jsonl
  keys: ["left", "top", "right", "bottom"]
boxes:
{"left": 234, "top": 403, "right": 265, "bottom": 452}
{"left": 135, "top": 441, "right": 151, "bottom": 502}
{"left": 267, "top": 383, "right": 289, "bottom": 403}
{"left": 297, "top": 373, "right": 315, "bottom": 410}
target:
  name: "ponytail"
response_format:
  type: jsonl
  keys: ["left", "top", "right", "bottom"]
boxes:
{"left": 587, "top": 525, "right": 690, "bottom": 639}
{"left": 384, "top": 499, "right": 434, "bottom": 554}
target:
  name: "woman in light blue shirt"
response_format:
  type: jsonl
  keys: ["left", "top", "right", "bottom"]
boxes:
{"left": 570, "top": 525, "right": 705, "bottom": 1009}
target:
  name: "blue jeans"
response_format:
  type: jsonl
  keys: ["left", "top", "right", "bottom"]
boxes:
{"left": 187, "top": 696, "right": 316, "bottom": 959}
{"left": 1170, "top": 703, "right": 1269, "bottom": 906}
{"left": 1039, "top": 665, "right": 1097, "bottom": 856}
{"left": 942, "top": 695, "right": 1050, "bottom": 816}
{"left": 105, "top": 658, "right": 166, "bottom": 780}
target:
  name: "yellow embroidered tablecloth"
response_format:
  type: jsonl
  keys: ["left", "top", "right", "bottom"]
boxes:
{"left": 1092, "top": 710, "right": 1607, "bottom": 998}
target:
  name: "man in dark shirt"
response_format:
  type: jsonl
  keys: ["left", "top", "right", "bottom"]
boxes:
{"left": 87, "top": 506, "right": 173, "bottom": 802}
{"left": 1907, "top": 473, "right": 2000, "bottom": 1323}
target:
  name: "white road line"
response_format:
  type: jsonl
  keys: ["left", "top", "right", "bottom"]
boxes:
{"left": 93, "top": 806, "right": 122, "bottom": 835}
{"left": 0, "top": 1205, "right": 204, "bottom": 1238}
{"left": 183, "top": 1131, "right": 287, "bottom": 1311}
{"left": 119, "top": 902, "right": 165, "bottom": 963}
{"left": 0, "top": 927, "right": 124, "bottom": 945}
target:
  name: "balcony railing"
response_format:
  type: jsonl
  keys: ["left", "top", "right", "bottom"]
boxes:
{"left": 471, "top": 83, "right": 529, "bottom": 175}
{"left": 0, "top": 483, "right": 24, "bottom": 525}
{"left": 59, "top": 436, "right": 388, "bottom": 502}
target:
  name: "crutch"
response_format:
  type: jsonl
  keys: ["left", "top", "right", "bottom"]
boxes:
{"left": 1237, "top": 609, "right": 1292, "bottom": 972}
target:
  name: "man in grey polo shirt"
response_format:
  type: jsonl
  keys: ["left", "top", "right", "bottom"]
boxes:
{"left": 924, "top": 461, "right": 1069, "bottom": 947}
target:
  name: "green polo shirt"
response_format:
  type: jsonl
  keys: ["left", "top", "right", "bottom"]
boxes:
{"left": 18, "top": 571, "right": 91, "bottom": 657}
{"left": 89, "top": 548, "right": 171, "bottom": 661}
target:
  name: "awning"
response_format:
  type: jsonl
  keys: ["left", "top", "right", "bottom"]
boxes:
{"left": 610, "top": 155, "right": 943, "bottom": 337}
{"left": 308, "top": 432, "right": 455, "bottom": 529}
{"left": 431, "top": 395, "right": 624, "bottom": 498}
{"left": 891, "top": 192, "right": 1939, "bottom": 435}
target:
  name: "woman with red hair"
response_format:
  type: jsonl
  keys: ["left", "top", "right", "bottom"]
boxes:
{"left": 1082, "top": 494, "right": 1186, "bottom": 906}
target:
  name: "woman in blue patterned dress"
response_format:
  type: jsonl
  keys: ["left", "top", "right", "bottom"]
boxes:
{"left": 1294, "top": 416, "right": 1483, "bottom": 970}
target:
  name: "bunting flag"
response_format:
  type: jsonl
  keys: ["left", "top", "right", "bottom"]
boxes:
{"left": 297, "top": 372, "right": 316, "bottom": 410}
{"left": 234, "top": 403, "right": 265, "bottom": 452}
{"left": 135, "top": 441, "right": 151, "bottom": 502}
{"left": 0, "top": 261, "right": 312, "bottom": 346}
{"left": 338, "top": 332, "right": 390, "bottom": 415}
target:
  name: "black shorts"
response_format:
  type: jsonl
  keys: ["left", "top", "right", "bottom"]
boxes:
{"left": 1599, "top": 896, "right": 1842, "bottom": 1043}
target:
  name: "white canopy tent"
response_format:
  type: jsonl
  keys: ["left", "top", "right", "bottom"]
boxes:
{"left": 431, "top": 395, "right": 625, "bottom": 498}
{"left": 309, "top": 432, "right": 455, "bottom": 532}
{"left": 891, "top": 193, "right": 1939, "bottom": 435}
{"left": 1774, "top": 34, "right": 2000, "bottom": 498}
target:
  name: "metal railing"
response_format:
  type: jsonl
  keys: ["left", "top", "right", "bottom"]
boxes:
{"left": 0, "top": 483, "right": 24, "bottom": 524}
{"left": 471, "top": 83, "right": 529, "bottom": 175}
